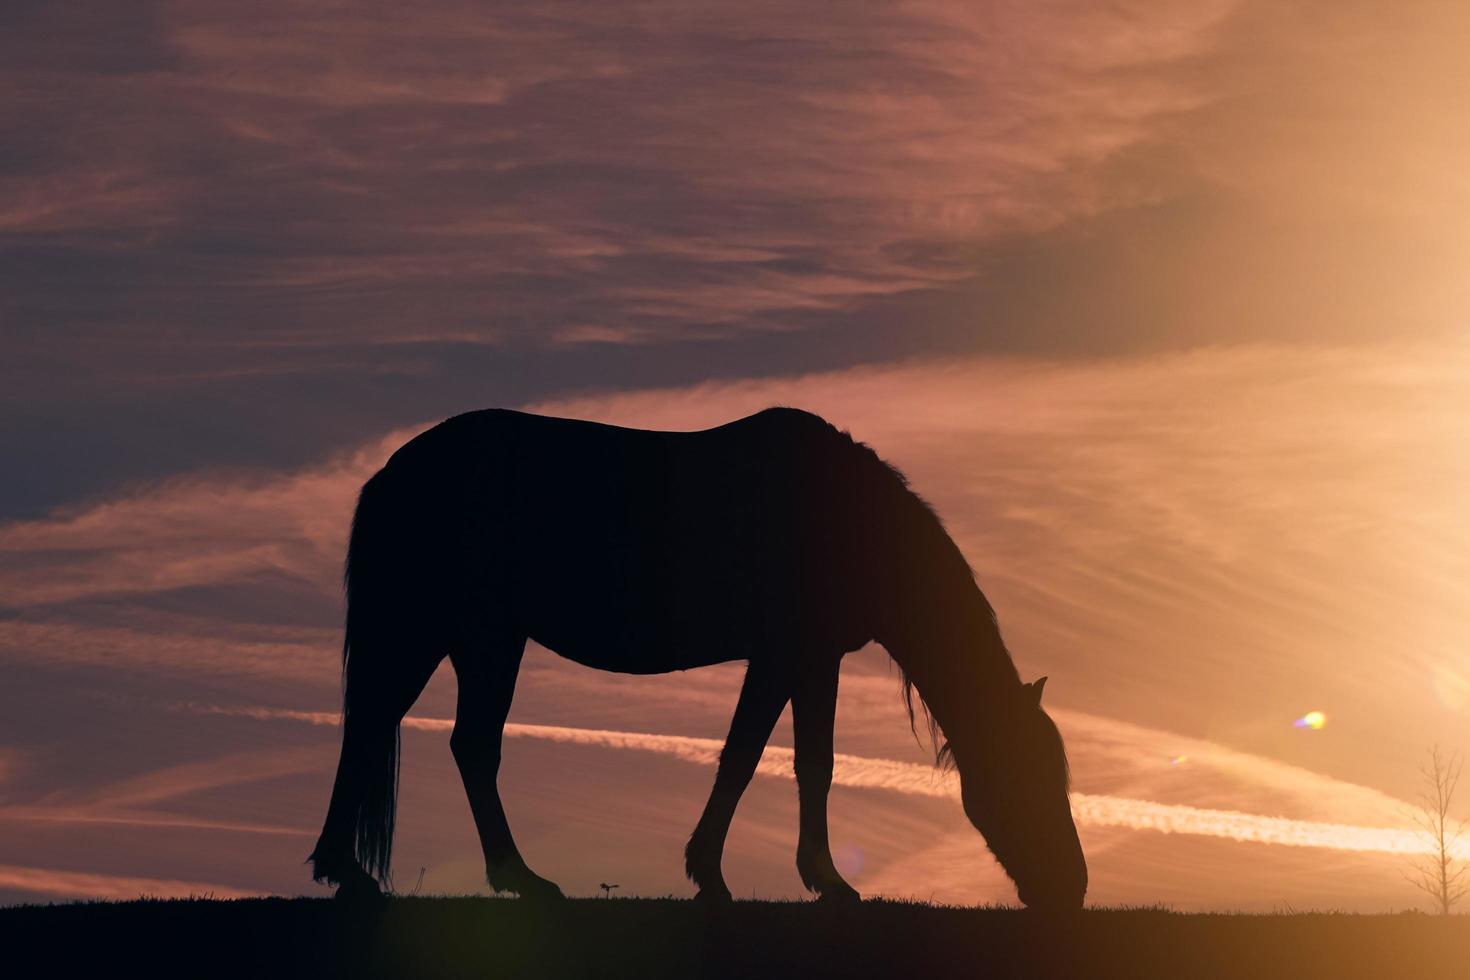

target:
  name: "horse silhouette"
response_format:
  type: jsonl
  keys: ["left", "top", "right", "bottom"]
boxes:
{"left": 308, "top": 408, "right": 1086, "bottom": 909}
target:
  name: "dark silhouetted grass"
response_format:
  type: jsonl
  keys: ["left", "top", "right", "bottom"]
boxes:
{"left": 2, "top": 897, "right": 1465, "bottom": 979}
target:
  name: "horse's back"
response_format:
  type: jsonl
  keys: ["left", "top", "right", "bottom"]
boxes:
{"left": 383, "top": 406, "right": 846, "bottom": 501}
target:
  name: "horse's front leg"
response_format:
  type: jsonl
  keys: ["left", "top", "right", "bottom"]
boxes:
{"left": 792, "top": 655, "right": 859, "bottom": 903}
{"left": 685, "top": 659, "right": 789, "bottom": 902}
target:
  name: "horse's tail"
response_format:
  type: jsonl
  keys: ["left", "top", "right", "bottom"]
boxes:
{"left": 308, "top": 469, "right": 416, "bottom": 889}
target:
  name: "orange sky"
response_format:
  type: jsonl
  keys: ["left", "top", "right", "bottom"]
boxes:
{"left": 1, "top": 0, "right": 1468, "bottom": 910}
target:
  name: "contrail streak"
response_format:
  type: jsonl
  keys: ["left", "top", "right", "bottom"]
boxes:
{"left": 194, "top": 704, "right": 1466, "bottom": 860}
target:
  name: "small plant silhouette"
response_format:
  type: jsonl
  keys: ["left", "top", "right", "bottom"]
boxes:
{"left": 599, "top": 882, "right": 620, "bottom": 899}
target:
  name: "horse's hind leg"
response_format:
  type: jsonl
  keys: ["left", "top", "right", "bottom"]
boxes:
{"left": 449, "top": 635, "right": 563, "bottom": 901}
{"left": 792, "top": 655, "right": 859, "bottom": 903}
{"left": 685, "top": 659, "right": 789, "bottom": 902}
{"left": 310, "top": 642, "right": 443, "bottom": 897}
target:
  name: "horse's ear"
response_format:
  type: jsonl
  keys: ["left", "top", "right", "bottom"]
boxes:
{"left": 1029, "top": 676, "right": 1048, "bottom": 704}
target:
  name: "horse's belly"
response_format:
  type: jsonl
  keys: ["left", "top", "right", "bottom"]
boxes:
{"left": 545, "top": 638, "right": 742, "bottom": 675}
{"left": 519, "top": 560, "right": 768, "bottom": 673}
{"left": 528, "top": 605, "right": 751, "bottom": 674}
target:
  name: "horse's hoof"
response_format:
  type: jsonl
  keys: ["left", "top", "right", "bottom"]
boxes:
{"left": 487, "top": 859, "right": 565, "bottom": 902}
{"left": 334, "top": 875, "right": 385, "bottom": 904}
{"left": 521, "top": 879, "right": 566, "bottom": 903}
{"left": 694, "top": 885, "right": 733, "bottom": 905}
{"left": 816, "top": 883, "right": 861, "bottom": 905}
{"left": 490, "top": 870, "right": 565, "bottom": 902}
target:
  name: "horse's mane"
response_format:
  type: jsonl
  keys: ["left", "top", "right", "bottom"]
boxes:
{"left": 824, "top": 418, "right": 1072, "bottom": 792}
{"left": 774, "top": 407, "right": 1004, "bottom": 769}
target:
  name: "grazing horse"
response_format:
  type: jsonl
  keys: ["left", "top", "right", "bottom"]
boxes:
{"left": 308, "top": 408, "right": 1087, "bottom": 909}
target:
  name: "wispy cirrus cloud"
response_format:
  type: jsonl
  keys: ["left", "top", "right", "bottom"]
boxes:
{"left": 0, "top": 619, "right": 339, "bottom": 683}
{"left": 0, "top": 744, "right": 322, "bottom": 840}
{"left": 0, "top": 426, "right": 410, "bottom": 608}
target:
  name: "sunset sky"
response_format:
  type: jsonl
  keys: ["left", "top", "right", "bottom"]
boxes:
{"left": 3, "top": 0, "right": 1468, "bottom": 911}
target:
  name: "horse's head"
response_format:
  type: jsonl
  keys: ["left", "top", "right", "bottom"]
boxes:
{"left": 945, "top": 676, "right": 1086, "bottom": 911}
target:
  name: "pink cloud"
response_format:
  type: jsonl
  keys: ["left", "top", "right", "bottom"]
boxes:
{"left": 2, "top": 0, "right": 1243, "bottom": 351}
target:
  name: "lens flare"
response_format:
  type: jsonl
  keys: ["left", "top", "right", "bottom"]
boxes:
{"left": 1293, "top": 710, "right": 1327, "bottom": 730}
{"left": 1170, "top": 755, "right": 1188, "bottom": 766}
{"left": 834, "top": 842, "right": 866, "bottom": 878}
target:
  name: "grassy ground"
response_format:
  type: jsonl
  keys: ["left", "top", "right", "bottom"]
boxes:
{"left": 2, "top": 897, "right": 1465, "bottom": 979}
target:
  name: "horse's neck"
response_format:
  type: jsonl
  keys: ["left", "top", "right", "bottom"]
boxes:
{"left": 880, "top": 578, "right": 1021, "bottom": 731}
